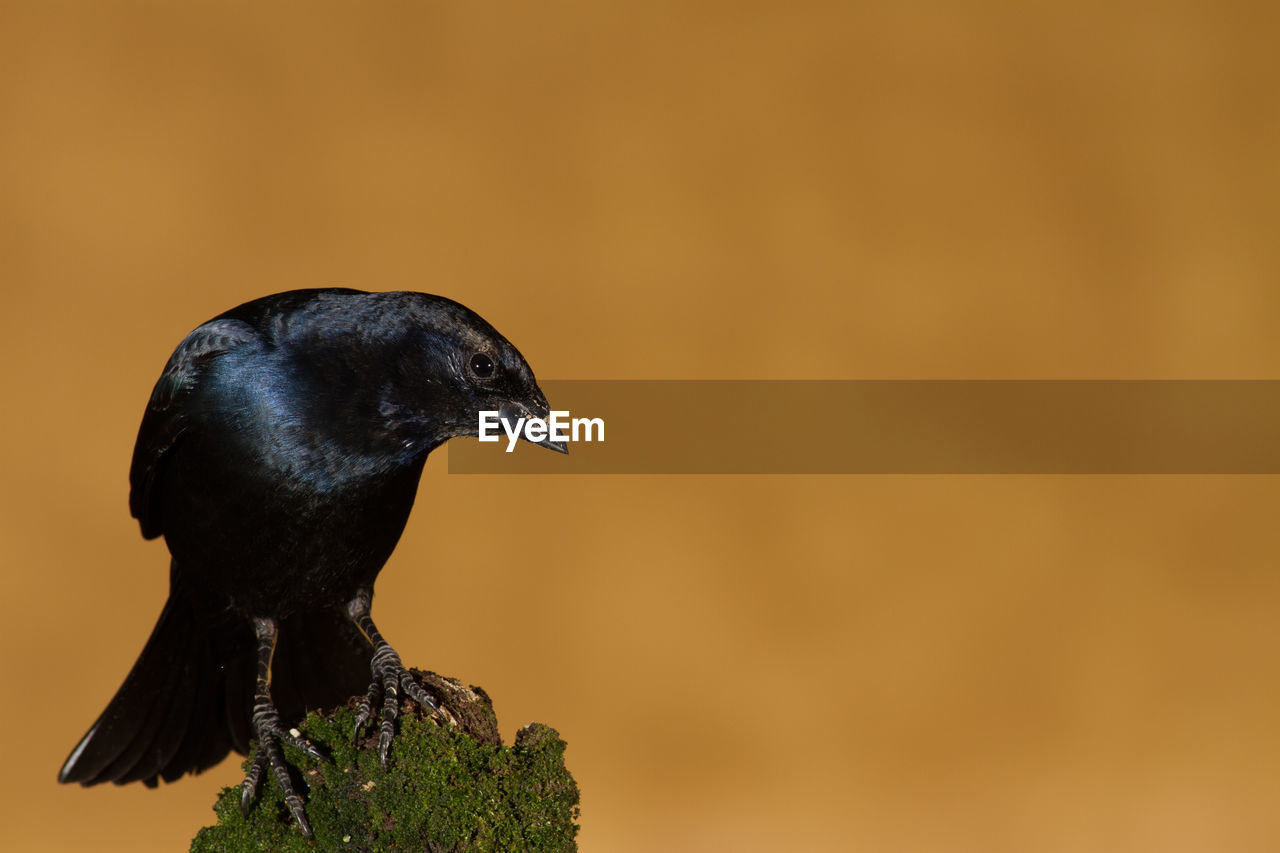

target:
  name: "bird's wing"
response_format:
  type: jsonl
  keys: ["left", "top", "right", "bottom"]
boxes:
{"left": 129, "top": 318, "right": 261, "bottom": 539}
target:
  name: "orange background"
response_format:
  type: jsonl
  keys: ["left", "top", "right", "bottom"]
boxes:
{"left": 2, "top": 3, "right": 1278, "bottom": 851}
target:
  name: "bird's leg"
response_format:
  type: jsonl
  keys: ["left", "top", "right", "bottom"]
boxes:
{"left": 346, "top": 587, "right": 439, "bottom": 769}
{"left": 239, "top": 616, "right": 325, "bottom": 839}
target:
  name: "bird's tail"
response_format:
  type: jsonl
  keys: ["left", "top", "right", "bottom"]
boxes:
{"left": 58, "top": 588, "right": 255, "bottom": 787}
{"left": 59, "top": 584, "right": 374, "bottom": 788}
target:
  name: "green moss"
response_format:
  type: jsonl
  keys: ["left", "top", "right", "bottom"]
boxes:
{"left": 190, "top": 671, "right": 579, "bottom": 853}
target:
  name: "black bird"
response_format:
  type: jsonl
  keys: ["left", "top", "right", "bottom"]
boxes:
{"left": 58, "top": 288, "right": 565, "bottom": 836}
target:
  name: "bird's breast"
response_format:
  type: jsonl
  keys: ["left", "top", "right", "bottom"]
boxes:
{"left": 160, "top": 421, "right": 428, "bottom": 616}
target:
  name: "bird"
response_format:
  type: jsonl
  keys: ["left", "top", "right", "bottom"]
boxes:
{"left": 58, "top": 288, "right": 566, "bottom": 837}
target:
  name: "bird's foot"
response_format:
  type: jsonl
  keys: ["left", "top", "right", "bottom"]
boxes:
{"left": 240, "top": 698, "right": 325, "bottom": 838}
{"left": 347, "top": 588, "right": 440, "bottom": 768}
{"left": 240, "top": 616, "right": 326, "bottom": 838}
{"left": 353, "top": 643, "right": 439, "bottom": 768}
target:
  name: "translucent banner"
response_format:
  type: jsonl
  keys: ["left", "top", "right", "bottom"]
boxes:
{"left": 447, "top": 381, "right": 1280, "bottom": 474}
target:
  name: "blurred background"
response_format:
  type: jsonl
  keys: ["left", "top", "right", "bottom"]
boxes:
{"left": 2, "top": 2, "right": 1278, "bottom": 851}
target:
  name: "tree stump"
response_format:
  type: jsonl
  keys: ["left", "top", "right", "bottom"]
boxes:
{"left": 190, "top": 670, "right": 579, "bottom": 852}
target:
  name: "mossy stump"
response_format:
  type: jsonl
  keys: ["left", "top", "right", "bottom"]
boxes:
{"left": 190, "top": 670, "right": 579, "bottom": 852}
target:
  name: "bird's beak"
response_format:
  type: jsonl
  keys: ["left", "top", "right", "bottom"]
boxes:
{"left": 498, "top": 398, "right": 570, "bottom": 455}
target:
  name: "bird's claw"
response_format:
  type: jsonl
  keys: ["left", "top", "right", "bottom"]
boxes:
{"left": 353, "top": 645, "right": 438, "bottom": 769}
{"left": 240, "top": 700, "right": 325, "bottom": 838}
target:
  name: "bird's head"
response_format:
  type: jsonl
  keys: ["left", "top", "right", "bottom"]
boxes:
{"left": 365, "top": 292, "right": 567, "bottom": 457}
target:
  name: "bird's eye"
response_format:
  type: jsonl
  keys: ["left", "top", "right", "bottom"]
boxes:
{"left": 469, "top": 352, "right": 495, "bottom": 379}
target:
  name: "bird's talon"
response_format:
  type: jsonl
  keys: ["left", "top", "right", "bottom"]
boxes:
{"left": 353, "top": 692, "right": 374, "bottom": 741}
{"left": 238, "top": 620, "right": 320, "bottom": 838}
{"left": 240, "top": 751, "right": 266, "bottom": 816}
{"left": 349, "top": 621, "right": 439, "bottom": 770}
{"left": 379, "top": 728, "right": 393, "bottom": 769}
{"left": 241, "top": 724, "right": 315, "bottom": 838}
{"left": 400, "top": 670, "right": 439, "bottom": 713}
